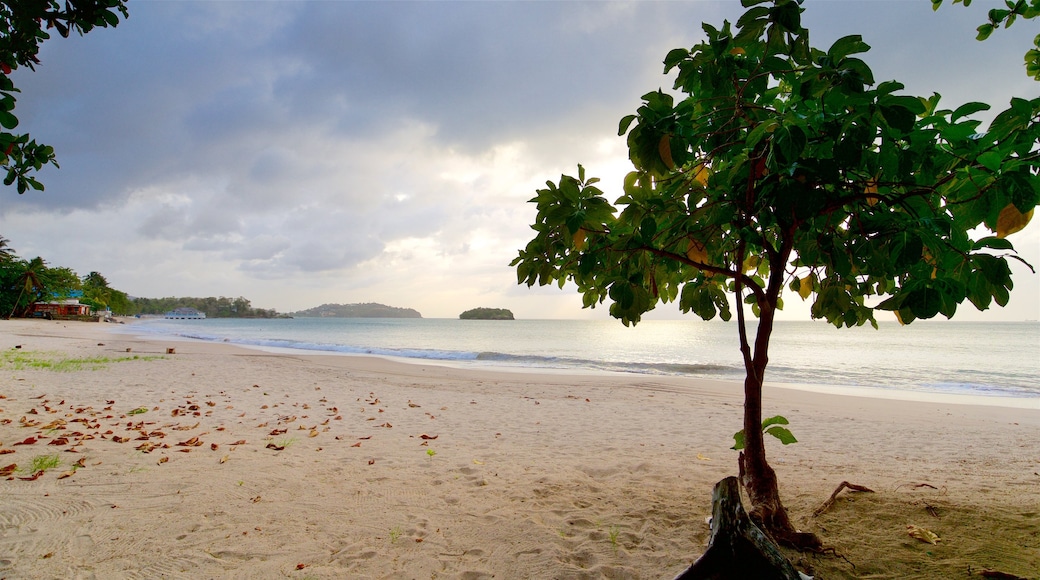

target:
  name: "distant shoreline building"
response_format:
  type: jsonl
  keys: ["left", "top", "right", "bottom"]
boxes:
{"left": 31, "top": 298, "right": 91, "bottom": 318}
{"left": 164, "top": 307, "right": 206, "bottom": 319}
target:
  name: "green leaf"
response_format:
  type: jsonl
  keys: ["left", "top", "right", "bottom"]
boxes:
{"left": 773, "top": 124, "right": 807, "bottom": 164}
{"left": 951, "top": 101, "right": 991, "bottom": 121}
{"left": 973, "top": 236, "right": 1015, "bottom": 251}
{"left": 761, "top": 415, "right": 789, "bottom": 429}
{"left": 907, "top": 287, "right": 943, "bottom": 319}
{"left": 827, "top": 35, "right": 871, "bottom": 62}
{"left": 977, "top": 151, "right": 1003, "bottom": 172}
{"left": 639, "top": 215, "right": 657, "bottom": 242}
{"left": 0, "top": 110, "right": 17, "bottom": 130}
{"left": 731, "top": 429, "right": 746, "bottom": 451}
{"left": 618, "top": 114, "right": 637, "bottom": 136}
{"left": 765, "top": 425, "right": 798, "bottom": 445}
{"left": 737, "top": 6, "right": 771, "bottom": 28}
{"left": 663, "top": 48, "right": 689, "bottom": 72}
{"left": 746, "top": 119, "right": 779, "bottom": 150}
{"left": 880, "top": 105, "right": 917, "bottom": 133}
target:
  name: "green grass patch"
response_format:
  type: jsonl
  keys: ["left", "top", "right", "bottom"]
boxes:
{"left": 0, "top": 350, "right": 163, "bottom": 372}
{"left": 25, "top": 454, "right": 61, "bottom": 473}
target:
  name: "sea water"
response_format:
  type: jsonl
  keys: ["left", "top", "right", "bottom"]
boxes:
{"left": 116, "top": 317, "right": 1039, "bottom": 406}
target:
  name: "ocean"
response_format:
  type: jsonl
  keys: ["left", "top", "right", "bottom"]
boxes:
{"left": 115, "top": 317, "right": 1040, "bottom": 408}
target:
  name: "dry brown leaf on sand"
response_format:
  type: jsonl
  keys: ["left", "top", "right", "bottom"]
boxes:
{"left": 0, "top": 463, "right": 16, "bottom": 476}
{"left": 907, "top": 524, "right": 940, "bottom": 544}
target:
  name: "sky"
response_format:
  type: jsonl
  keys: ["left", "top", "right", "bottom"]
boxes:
{"left": 0, "top": 0, "right": 1037, "bottom": 321}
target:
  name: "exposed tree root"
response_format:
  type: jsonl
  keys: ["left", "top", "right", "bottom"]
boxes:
{"left": 673, "top": 477, "right": 808, "bottom": 580}
{"left": 738, "top": 451, "right": 824, "bottom": 552}
{"left": 812, "top": 481, "right": 875, "bottom": 517}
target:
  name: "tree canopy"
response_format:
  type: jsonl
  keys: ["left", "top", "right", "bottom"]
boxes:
{"left": 1, "top": 0, "right": 128, "bottom": 193}
{"left": 513, "top": 0, "right": 1038, "bottom": 553}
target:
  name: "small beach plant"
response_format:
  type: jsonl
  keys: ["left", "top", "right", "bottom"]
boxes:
{"left": 28, "top": 454, "right": 61, "bottom": 473}
{"left": 731, "top": 415, "right": 797, "bottom": 451}
{"left": 608, "top": 525, "right": 621, "bottom": 555}
{"left": 273, "top": 437, "right": 297, "bottom": 450}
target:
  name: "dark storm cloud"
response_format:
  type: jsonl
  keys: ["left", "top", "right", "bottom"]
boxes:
{"left": 5, "top": 1, "right": 716, "bottom": 210}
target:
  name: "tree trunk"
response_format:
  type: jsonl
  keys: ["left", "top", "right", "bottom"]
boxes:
{"left": 737, "top": 299, "right": 822, "bottom": 550}
{"left": 673, "top": 476, "right": 804, "bottom": 580}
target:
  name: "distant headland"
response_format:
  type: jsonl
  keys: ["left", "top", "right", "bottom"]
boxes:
{"left": 459, "top": 307, "right": 514, "bottom": 320}
{"left": 292, "top": 303, "right": 422, "bottom": 318}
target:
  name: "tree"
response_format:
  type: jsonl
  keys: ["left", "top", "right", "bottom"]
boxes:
{"left": 106, "top": 288, "right": 134, "bottom": 315}
{"left": 81, "top": 269, "right": 111, "bottom": 308}
{"left": 8, "top": 255, "right": 45, "bottom": 317}
{"left": 513, "top": 0, "right": 1038, "bottom": 554}
{"left": 1, "top": 0, "right": 128, "bottom": 193}
{"left": 43, "top": 264, "right": 80, "bottom": 298}
{"left": 0, "top": 235, "right": 13, "bottom": 262}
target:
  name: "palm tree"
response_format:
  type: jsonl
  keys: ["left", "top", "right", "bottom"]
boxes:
{"left": 82, "top": 271, "right": 109, "bottom": 289}
{"left": 0, "top": 236, "right": 15, "bottom": 263}
{"left": 82, "top": 271, "right": 112, "bottom": 309}
{"left": 8, "top": 257, "right": 46, "bottom": 319}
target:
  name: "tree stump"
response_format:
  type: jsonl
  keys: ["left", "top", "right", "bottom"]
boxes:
{"left": 673, "top": 476, "right": 805, "bottom": 580}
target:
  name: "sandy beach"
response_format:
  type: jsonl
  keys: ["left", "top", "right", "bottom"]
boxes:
{"left": 0, "top": 319, "right": 1036, "bottom": 579}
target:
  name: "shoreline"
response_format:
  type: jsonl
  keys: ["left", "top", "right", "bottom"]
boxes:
{"left": 114, "top": 317, "right": 1040, "bottom": 411}
{"left": 1, "top": 319, "right": 1037, "bottom": 579}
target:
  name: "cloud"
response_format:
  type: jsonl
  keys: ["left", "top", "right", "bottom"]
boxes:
{"left": 0, "top": 1, "right": 1036, "bottom": 321}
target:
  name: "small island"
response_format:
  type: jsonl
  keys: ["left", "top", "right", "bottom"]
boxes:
{"left": 293, "top": 303, "right": 422, "bottom": 318}
{"left": 459, "top": 307, "right": 514, "bottom": 320}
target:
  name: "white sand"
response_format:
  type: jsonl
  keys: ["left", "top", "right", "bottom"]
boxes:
{"left": 0, "top": 319, "right": 1037, "bottom": 579}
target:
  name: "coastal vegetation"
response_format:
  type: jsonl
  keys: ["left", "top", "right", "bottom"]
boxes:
{"left": 0, "top": 236, "right": 420, "bottom": 321}
{"left": 292, "top": 303, "right": 421, "bottom": 318}
{"left": 0, "top": 349, "right": 160, "bottom": 372}
{"left": 132, "top": 296, "right": 283, "bottom": 319}
{"left": 0, "top": 235, "right": 285, "bottom": 319}
{"left": 514, "top": 0, "right": 1038, "bottom": 573}
{"left": 0, "top": 237, "right": 134, "bottom": 318}
{"left": 459, "top": 307, "right": 514, "bottom": 320}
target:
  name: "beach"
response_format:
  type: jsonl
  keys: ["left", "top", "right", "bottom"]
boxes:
{"left": 0, "top": 319, "right": 1036, "bottom": 579}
